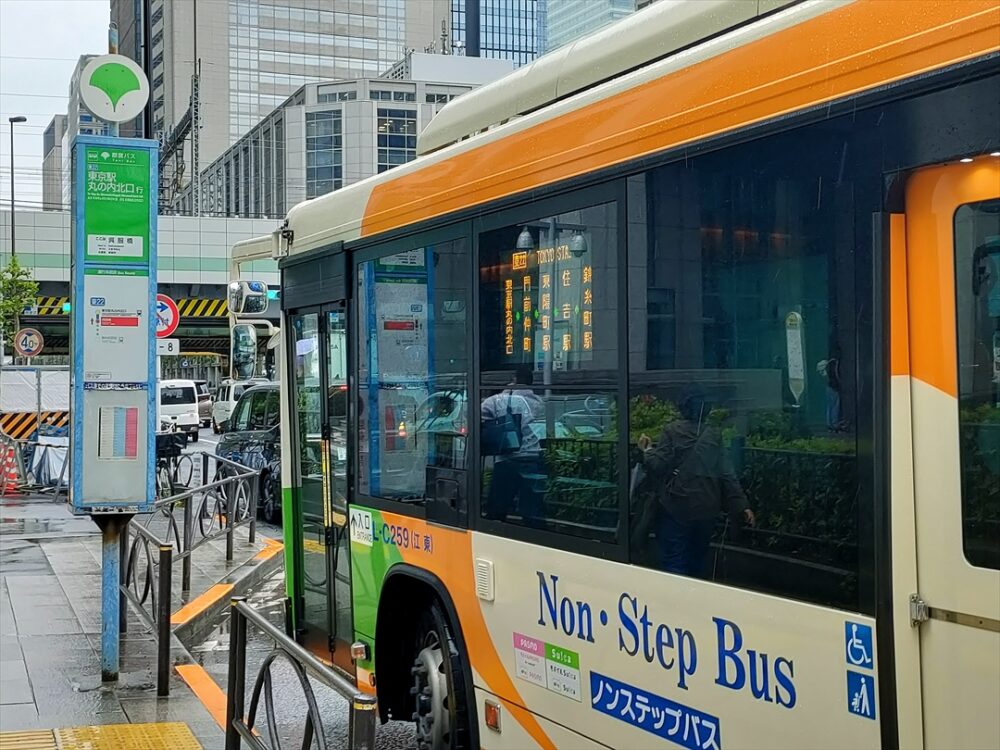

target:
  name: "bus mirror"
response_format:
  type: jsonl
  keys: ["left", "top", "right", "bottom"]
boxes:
{"left": 227, "top": 280, "right": 269, "bottom": 315}
{"left": 231, "top": 324, "right": 257, "bottom": 379}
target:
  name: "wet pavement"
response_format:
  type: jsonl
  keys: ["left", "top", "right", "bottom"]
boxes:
{"left": 2, "top": 442, "right": 416, "bottom": 748}
{"left": 191, "top": 570, "right": 416, "bottom": 749}
{"left": 0, "top": 493, "right": 263, "bottom": 748}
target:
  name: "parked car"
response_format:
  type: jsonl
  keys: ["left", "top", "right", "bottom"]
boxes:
{"left": 193, "top": 380, "right": 213, "bottom": 428}
{"left": 212, "top": 378, "right": 268, "bottom": 433}
{"left": 215, "top": 383, "right": 282, "bottom": 524}
{"left": 159, "top": 379, "right": 201, "bottom": 442}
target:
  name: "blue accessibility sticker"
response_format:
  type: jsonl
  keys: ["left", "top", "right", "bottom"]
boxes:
{"left": 846, "top": 670, "right": 876, "bottom": 719}
{"left": 590, "top": 671, "right": 721, "bottom": 750}
{"left": 844, "top": 621, "right": 873, "bottom": 669}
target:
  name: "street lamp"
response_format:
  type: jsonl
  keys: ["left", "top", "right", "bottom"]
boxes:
{"left": 8, "top": 116, "right": 27, "bottom": 257}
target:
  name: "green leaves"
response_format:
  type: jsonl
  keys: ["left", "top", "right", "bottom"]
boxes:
{"left": 89, "top": 62, "right": 141, "bottom": 110}
{"left": 0, "top": 256, "right": 38, "bottom": 347}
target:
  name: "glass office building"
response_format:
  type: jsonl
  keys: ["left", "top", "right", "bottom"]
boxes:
{"left": 544, "top": 0, "right": 635, "bottom": 52}
{"left": 451, "top": 0, "right": 540, "bottom": 67}
{"left": 112, "top": 0, "right": 449, "bottom": 165}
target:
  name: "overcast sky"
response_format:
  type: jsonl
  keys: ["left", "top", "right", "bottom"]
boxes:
{"left": 1, "top": 0, "right": 109, "bottom": 209}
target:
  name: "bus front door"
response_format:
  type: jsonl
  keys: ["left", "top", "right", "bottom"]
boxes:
{"left": 902, "top": 158, "right": 1000, "bottom": 749}
{"left": 323, "top": 305, "right": 353, "bottom": 671}
{"left": 291, "top": 304, "right": 353, "bottom": 670}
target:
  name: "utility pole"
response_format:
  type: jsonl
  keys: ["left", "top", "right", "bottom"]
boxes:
{"left": 190, "top": 0, "right": 200, "bottom": 216}
{"left": 108, "top": 24, "right": 120, "bottom": 138}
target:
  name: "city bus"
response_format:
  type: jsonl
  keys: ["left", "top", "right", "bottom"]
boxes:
{"left": 230, "top": 1, "right": 1000, "bottom": 747}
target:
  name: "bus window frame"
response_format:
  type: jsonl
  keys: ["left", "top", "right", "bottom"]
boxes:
{"left": 350, "top": 220, "right": 475, "bottom": 524}
{"left": 470, "top": 179, "right": 631, "bottom": 564}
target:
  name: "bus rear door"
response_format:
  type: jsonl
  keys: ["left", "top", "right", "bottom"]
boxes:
{"left": 902, "top": 158, "right": 1000, "bottom": 749}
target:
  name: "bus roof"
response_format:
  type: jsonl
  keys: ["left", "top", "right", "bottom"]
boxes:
{"left": 416, "top": 0, "right": 798, "bottom": 156}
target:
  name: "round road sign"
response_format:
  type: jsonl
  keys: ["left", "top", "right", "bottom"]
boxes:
{"left": 14, "top": 328, "right": 44, "bottom": 358}
{"left": 155, "top": 294, "right": 180, "bottom": 338}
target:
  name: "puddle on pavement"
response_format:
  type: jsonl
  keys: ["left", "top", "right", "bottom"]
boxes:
{"left": 190, "top": 571, "right": 285, "bottom": 669}
{"left": 0, "top": 518, "right": 69, "bottom": 536}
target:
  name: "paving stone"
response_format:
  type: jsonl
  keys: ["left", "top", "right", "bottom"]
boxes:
{"left": 0, "top": 701, "right": 40, "bottom": 729}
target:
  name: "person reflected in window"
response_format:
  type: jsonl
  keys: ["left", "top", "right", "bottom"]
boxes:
{"left": 481, "top": 366, "right": 546, "bottom": 528}
{"left": 637, "top": 385, "right": 754, "bottom": 578}
{"left": 817, "top": 339, "right": 844, "bottom": 431}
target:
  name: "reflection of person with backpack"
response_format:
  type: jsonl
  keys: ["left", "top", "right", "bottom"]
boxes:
{"left": 481, "top": 366, "right": 546, "bottom": 527}
{"left": 817, "top": 339, "right": 844, "bottom": 430}
{"left": 635, "top": 385, "right": 754, "bottom": 578}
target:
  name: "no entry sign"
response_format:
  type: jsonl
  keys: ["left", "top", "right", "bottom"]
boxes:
{"left": 155, "top": 293, "right": 179, "bottom": 338}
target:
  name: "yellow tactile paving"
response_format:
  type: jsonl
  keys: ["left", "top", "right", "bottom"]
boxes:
{"left": 0, "top": 730, "right": 57, "bottom": 750}
{"left": 56, "top": 723, "right": 202, "bottom": 749}
{"left": 0, "top": 723, "right": 202, "bottom": 750}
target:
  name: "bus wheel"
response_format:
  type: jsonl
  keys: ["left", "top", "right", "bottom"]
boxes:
{"left": 411, "top": 600, "right": 471, "bottom": 750}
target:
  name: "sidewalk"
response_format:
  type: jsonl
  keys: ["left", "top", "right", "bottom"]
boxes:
{"left": 0, "top": 494, "right": 282, "bottom": 749}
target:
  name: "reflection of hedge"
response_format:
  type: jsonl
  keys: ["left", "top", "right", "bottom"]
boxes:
{"left": 960, "top": 421, "right": 1000, "bottom": 567}
{"left": 543, "top": 439, "right": 618, "bottom": 528}
{"left": 737, "top": 447, "right": 857, "bottom": 565}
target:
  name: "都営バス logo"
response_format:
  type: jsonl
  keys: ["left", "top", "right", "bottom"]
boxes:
{"left": 79, "top": 54, "right": 150, "bottom": 124}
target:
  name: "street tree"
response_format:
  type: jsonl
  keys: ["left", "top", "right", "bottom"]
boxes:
{"left": 0, "top": 256, "right": 39, "bottom": 349}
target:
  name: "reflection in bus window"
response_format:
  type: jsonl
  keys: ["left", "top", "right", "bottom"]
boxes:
{"left": 955, "top": 199, "right": 1000, "bottom": 570}
{"left": 356, "top": 239, "right": 469, "bottom": 503}
{"left": 479, "top": 203, "right": 621, "bottom": 541}
{"left": 479, "top": 203, "right": 619, "bottom": 387}
{"left": 480, "top": 378, "right": 619, "bottom": 542}
{"left": 292, "top": 313, "right": 323, "bottom": 509}
{"left": 627, "top": 126, "right": 866, "bottom": 612}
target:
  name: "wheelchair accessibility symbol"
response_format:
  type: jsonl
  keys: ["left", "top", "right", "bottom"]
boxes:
{"left": 845, "top": 621, "right": 873, "bottom": 669}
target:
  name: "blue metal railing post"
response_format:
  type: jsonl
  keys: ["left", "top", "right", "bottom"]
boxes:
{"left": 119, "top": 522, "right": 129, "bottom": 635}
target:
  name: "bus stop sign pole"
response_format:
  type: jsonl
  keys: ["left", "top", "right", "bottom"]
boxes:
{"left": 69, "top": 130, "right": 158, "bottom": 682}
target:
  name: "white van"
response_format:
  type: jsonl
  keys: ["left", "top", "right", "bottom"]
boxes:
{"left": 212, "top": 379, "right": 267, "bottom": 433}
{"left": 159, "top": 379, "right": 201, "bottom": 442}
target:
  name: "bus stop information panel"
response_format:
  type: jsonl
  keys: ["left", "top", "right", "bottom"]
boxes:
{"left": 70, "top": 136, "right": 158, "bottom": 513}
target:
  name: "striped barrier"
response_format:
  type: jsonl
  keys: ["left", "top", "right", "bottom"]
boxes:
{"left": 177, "top": 297, "right": 229, "bottom": 318}
{"left": 30, "top": 296, "right": 229, "bottom": 318}
{"left": 0, "top": 411, "right": 69, "bottom": 441}
{"left": 33, "top": 296, "right": 70, "bottom": 315}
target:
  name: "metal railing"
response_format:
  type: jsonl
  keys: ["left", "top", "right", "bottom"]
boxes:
{"left": 119, "top": 451, "right": 261, "bottom": 696}
{"left": 226, "top": 597, "right": 378, "bottom": 750}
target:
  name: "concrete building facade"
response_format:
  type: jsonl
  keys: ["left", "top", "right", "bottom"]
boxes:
{"left": 39, "top": 56, "right": 112, "bottom": 211}
{"left": 41, "top": 116, "right": 67, "bottom": 212}
{"left": 179, "top": 55, "right": 512, "bottom": 219}
{"left": 110, "top": 0, "right": 452, "bottom": 167}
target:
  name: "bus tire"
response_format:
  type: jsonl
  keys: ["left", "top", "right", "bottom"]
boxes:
{"left": 411, "top": 599, "right": 472, "bottom": 750}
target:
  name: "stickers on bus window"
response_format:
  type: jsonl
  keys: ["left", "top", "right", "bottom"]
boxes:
{"left": 349, "top": 509, "right": 374, "bottom": 546}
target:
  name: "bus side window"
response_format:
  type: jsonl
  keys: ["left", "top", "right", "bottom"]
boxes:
{"left": 954, "top": 201, "right": 1000, "bottom": 571}
{"left": 477, "top": 201, "right": 621, "bottom": 544}
{"left": 356, "top": 238, "right": 470, "bottom": 505}
{"left": 626, "top": 123, "right": 871, "bottom": 614}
